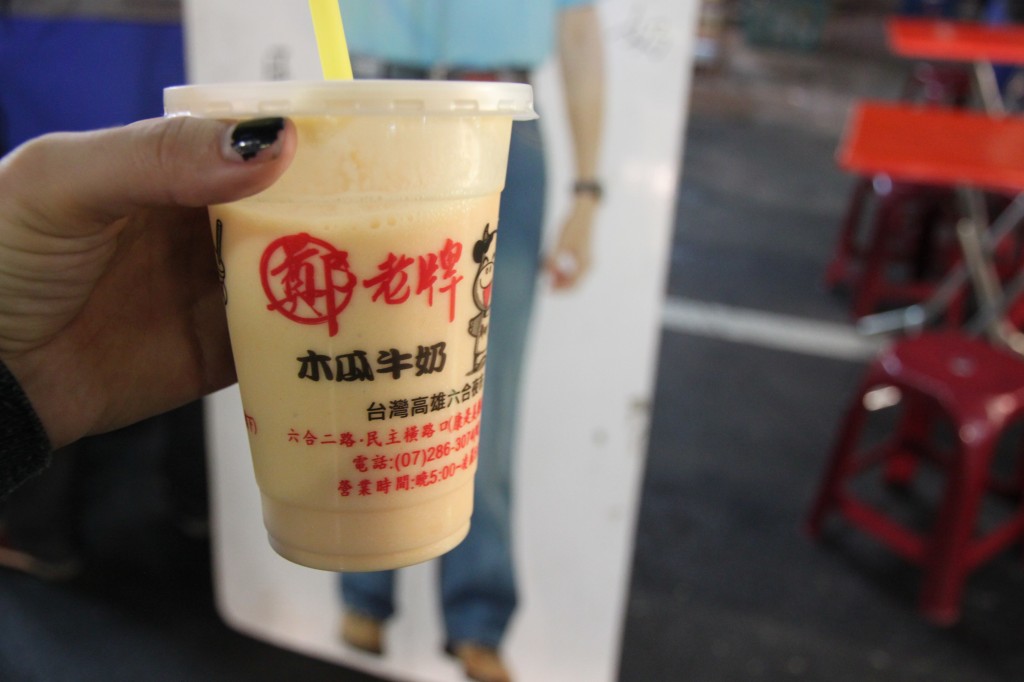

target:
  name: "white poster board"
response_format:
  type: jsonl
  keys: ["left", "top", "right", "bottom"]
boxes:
{"left": 185, "top": 2, "right": 696, "bottom": 680}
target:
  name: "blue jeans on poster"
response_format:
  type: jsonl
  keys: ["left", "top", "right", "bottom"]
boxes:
{"left": 340, "top": 117, "right": 546, "bottom": 649}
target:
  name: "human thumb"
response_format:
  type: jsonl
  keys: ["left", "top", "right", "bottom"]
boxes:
{"left": 0, "top": 115, "right": 296, "bottom": 231}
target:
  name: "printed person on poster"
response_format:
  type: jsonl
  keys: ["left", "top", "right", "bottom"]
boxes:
{"left": 333, "top": 2, "right": 605, "bottom": 681}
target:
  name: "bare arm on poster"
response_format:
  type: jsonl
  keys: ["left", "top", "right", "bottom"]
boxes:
{"left": 545, "top": 3, "right": 606, "bottom": 290}
{"left": 0, "top": 115, "right": 296, "bottom": 450}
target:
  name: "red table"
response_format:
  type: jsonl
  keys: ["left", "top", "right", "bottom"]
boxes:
{"left": 839, "top": 100, "right": 1024, "bottom": 343}
{"left": 839, "top": 101, "right": 1024, "bottom": 192}
{"left": 887, "top": 17, "right": 1024, "bottom": 113}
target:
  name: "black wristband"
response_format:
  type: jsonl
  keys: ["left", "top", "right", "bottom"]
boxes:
{"left": 0, "top": 359, "right": 52, "bottom": 500}
{"left": 573, "top": 179, "right": 604, "bottom": 201}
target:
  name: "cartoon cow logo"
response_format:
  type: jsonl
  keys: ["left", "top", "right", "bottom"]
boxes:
{"left": 467, "top": 224, "right": 496, "bottom": 375}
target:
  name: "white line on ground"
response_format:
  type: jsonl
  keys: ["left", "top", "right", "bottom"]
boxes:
{"left": 661, "top": 297, "right": 886, "bottom": 362}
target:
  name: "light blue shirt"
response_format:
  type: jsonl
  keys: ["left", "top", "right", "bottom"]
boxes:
{"left": 338, "top": 0, "right": 593, "bottom": 70}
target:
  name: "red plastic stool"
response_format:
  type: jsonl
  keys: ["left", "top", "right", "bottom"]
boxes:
{"left": 825, "top": 61, "right": 972, "bottom": 321}
{"left": 805, "top": 332, "right": 1024, "bottom": 625}
{"left": 825, "top": 177, "right": 962, "bottom": 320}
{"left": 900, "top": 62, "right": 972, "bottom": 107}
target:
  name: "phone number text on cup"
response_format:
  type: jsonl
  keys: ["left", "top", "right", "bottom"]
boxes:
{"left": 338, "top": 447, "right": 479, "bottom": 498}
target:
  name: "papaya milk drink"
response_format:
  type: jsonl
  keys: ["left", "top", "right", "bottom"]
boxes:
{"left": 164, "top": 81, "right": 536, "bottom": 571}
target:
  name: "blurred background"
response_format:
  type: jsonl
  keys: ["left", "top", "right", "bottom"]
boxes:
{"left": 5, "top": 1, "right": 1024, "bottom": 680}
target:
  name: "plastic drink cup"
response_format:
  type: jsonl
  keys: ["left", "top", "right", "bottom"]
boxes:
{"left": 164, "top": 80, "right": 536, "bottom": 571}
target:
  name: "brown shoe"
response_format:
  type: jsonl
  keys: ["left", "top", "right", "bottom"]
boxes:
{"left": 339, "top": 612, "right": 384, "bottom": 655}
{"left": 451, "top": 643, "right": 512, "bottom": 682}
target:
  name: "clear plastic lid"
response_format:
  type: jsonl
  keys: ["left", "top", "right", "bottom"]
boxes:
{"left": 164, "top": 80, "right": 537, "bottom": 120}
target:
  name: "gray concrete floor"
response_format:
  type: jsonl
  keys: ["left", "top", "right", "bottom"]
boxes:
{"left": 620, "top": 8, "right": 1024, "bottom": 682}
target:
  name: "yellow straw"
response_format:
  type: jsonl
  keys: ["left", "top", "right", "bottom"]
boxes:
{"left": 308, "top": 0, "right": 353, "bottom": 80}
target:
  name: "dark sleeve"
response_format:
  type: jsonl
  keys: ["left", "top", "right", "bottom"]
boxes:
{"left": 0, "top": 359, "right": 52, "bottom": 500}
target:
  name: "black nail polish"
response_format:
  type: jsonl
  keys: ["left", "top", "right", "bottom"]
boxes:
{"left": 230, "top": 117, "right": 285, "bottom": 161}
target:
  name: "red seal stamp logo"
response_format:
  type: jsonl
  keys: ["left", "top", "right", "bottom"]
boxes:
{"left": 261, "top": 233, "right": 357, "bottom": 337}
